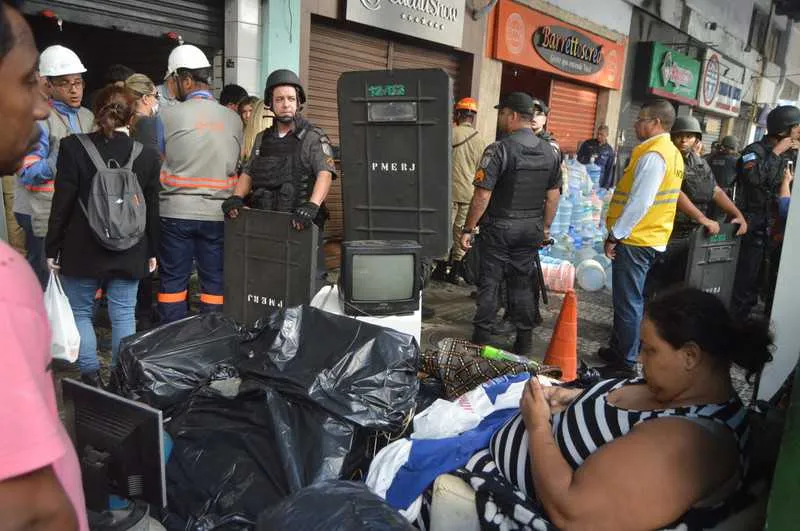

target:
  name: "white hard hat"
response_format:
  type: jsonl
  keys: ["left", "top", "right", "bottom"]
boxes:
{"left": 39, "top": 45, "right": 87, "bottom": 77}
{"left": 165, "top": 44, "right": 211, "bottom": 80}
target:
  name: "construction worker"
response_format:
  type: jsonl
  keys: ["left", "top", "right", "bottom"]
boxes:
{"left": 432, "top": 97, "right": 486, "bottom": 284}
{"left": 460, "top": 92, "right": 561, "bottom": 355}
{"left": 15, "top": 45, "right": 93, "bottom": 286}
{"left": 645, "top": 116, "right": 746, "bottom": 297}
{"left": 731, "top": 105, "right": 800, "bottom": 321}
{"left": 706, "top": 134, "right": 739, "bottom": 200}
{"left": 157, "top": 45, "right": 243, "bottom": 323}
{"left": 223, "top": 69, "right": 336, "bottom": 285}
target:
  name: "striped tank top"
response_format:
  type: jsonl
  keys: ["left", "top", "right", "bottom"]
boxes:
{"left": 489, "top": 378, "right": 749, "bottom": 530}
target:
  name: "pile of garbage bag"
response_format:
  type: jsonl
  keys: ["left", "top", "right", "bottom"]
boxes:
{"left": 113, "top": 306, "right": 420, "bottom": 530}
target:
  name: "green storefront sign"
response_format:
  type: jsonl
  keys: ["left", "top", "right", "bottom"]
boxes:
{"left": 647, "top": 42, "right": 701, "bottom": 105}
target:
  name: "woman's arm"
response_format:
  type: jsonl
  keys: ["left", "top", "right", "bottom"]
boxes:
{"left": 44, "top": 140, "right": 79, "bottom": 260}
{"left": 521, "top": 378, "right": 738, "bottom": 531}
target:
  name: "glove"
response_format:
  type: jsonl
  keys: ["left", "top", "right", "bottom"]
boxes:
{"left": 292, "top": 201, "right": 319, "bottom": 230}
{"left": 222, "top": 195, "right": 244, "bottom": 217}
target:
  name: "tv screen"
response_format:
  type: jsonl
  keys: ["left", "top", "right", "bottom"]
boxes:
{"left": 352, "top": 254, "right": 415, "bottom": 301}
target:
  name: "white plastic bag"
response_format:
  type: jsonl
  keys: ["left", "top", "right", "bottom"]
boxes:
{"left": 44, "top": 271, "right": 80, "bottom": 362}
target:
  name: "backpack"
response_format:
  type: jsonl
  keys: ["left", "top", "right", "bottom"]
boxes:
{"left": 76, "top": 134, "right": 146, "bottom": 251}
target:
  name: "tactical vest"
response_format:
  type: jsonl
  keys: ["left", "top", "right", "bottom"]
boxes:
{"left": 486, "top": 132, "right": 556, "bottom": 219}
{"left": 249, "top": 120, "right": 314, "bottom": 212}
{"left": 673, "top": 152, "right": 716, "bottom": 239}
{"left": 707, "top": 153, "right": 737, "bottom": 192}
{"left": 29, "top": 107, "right": 94, "bottom": 237}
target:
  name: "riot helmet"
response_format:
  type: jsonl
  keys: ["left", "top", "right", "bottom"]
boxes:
{"left": 264, "top": 69, "right": 307, "bottom": 108}
{"left": 766, "top": 105, "right": 800, "bottom": 137}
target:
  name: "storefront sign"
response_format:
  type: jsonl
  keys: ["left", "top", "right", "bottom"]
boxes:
{"left": 346, "top": 0, "right": 465, "bottom": 48}
{"left": 696, "top": 49, "right": 744, "bottom": 117}
{"left": 533, "top": 25, "right": 604, "bottom": 75}
{"left": 646, "top": 42, "right": 701, "bottom": 105}
{"left": 493, "top": 0, "right": 626, "bottom": 90}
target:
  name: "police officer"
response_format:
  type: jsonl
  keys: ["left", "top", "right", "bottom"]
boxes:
{"left": 731, "top": 105, "right": 800, "bottom": 320}
{"left": 707, "top": 135, "right": 739, "bottom": 202}
{"left": 223, "top": 69, "right": 336, "bottom": 280}
{"left": 460, "top": 92, "right": 561, "bottom": 355}
{"left": 530, "top": 98, "right": 563, "bottom": 162}
{"left": 646, "top": 116, "right": 746, "bottom": 296}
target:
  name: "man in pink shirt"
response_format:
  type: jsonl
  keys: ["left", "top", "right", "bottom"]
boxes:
{"left": 0, "top": 1, "right": 88, "bottom": 528}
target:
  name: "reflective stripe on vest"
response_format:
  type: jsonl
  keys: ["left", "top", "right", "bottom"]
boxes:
{"left": 160, "top": 171, "right": 238, "bottom": 190}
{"left": 606, "top": 134, "right": 684, "bottom": 248}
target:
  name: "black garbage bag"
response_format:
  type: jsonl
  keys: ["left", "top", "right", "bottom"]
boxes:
{"left": 114, "top": 313, "right": 242, "bottom": 413}
{"left": 165, "top": 385, "right": 361, "bottom": 530}
{"left": 238, "top": 305, "right": 420, "bottom": 431}
{"left": 256, "top": 480, "right": 413, "bottom": 531}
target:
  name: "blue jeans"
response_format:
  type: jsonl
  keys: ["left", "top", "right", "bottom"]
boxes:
{"left": 61, "top": 276, "right": 139, "bottom": 374}
{"left": 610, "top": 243, "right": 659, "bottom": 366}
{"left": 14, "top": 213, "right": 47, "bottom": 287}
{"left": 158, "top": 217, "right": 224, "bottom": 323}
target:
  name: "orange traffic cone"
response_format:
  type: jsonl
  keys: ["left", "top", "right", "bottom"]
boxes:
{"left": 544, "top": 289, "right": 578, "bottom": 381}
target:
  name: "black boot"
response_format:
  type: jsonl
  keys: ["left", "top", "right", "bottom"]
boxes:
{"left": 430, "top": 260, "right": 449, "bottom": 281}
{"left": 513, "top": 330, "right": 533, "bottom": 356}
{"left": 491, "top": 314, "right": 515, "bottom": 335}
{"left": 80, "top": 371, "right": 103, "bottom": 388}
{"left": 471, "top": 328, "right": 492, "bottom": 346}
{"left": 446, "top": 261, "right": 462, "bottom": 285}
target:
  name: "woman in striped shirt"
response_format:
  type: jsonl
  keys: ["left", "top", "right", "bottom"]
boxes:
{"left": 459, "top": 287, "right": 771, "bottom": 530}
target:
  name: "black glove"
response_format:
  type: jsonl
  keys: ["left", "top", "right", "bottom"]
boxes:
{"left": 222, "top": 195, "right": 244, "bottom": 217}
{"left": 292, "top": 201, "right": 319, "bottom": 230}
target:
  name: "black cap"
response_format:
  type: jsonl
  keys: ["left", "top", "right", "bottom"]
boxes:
{"left": 495, "top": 92, "right": 535, "bottom": 115}
{"left": 532, "top": 98, "right": 550, "bottom": 115}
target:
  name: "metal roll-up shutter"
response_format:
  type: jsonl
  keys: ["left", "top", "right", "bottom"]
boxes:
{"left": 22, "top": 0, "right": 224, "bottom": 48}
{"left": 391, "top": 42, "right": 462, "bottom": 100}
{"left": 307, "top": 21, "right": 390, "bottom": 269}
{"left": 548, "top": 80, "right": 598, "bottom": 155}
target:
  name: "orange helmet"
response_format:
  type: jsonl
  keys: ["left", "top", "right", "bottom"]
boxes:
{"left": 455, "top": 97, "right": 478, "bottom": 113}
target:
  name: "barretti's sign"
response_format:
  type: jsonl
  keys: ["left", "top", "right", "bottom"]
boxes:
{"left": 533, "top": 25, "right": 604, "bottom": 76}
{"left": 493, "top": 0, "right": 626, "bottom": 90}
{"left": 347, "top": 0, "right": 465, "bottom": 48}
{"left": 696, "top": 49, "right": 744, "bottom": 117}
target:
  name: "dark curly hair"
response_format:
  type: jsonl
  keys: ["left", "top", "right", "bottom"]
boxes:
{"left": 645, "top": 287, "right": 774, "bottom": 380}
{"left": 92, "top": 85, "right": 136, "bottom": 138}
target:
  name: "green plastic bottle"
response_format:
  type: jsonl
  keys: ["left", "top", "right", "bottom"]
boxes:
{"left": 480, "top": 345, "right": 537, "bottom": 368}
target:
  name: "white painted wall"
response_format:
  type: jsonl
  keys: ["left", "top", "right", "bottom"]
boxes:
{"left": 224, "top": 0, "right": 263, "bottom": 96}
{"left": 541, "top": 0, "right": 633, "bottom": 36}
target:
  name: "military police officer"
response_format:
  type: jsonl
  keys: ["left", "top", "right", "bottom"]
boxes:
{"left": 706, "top": 135, "right": 739, "bottom": 201}
{"left": 646, "top": 116, "right": 746, "bottom": 296}
{"left": 460, "top": 92, "right": 561, "bottom": 355}
{"left": 731, "top": 105, "right": 800, "bottom": 320}
{"left": 223, "top": 69, "right": 337, "bottom": 281}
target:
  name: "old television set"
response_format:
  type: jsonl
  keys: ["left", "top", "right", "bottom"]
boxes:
{"left": 339, "top": 240, "right": 422, "bottom": 316}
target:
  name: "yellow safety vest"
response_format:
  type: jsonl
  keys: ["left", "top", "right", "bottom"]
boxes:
{"left": 606, "top": 134, "right": 684, "bottom": 248}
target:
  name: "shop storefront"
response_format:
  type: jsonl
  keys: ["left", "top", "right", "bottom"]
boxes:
{"left": 21, "top": 1, "right": 223, "bottom": 92}
{"left": 694, "top": 49, "right": 746, "bottom": 151}
{"left": 491, "top": 0, "right": 626, "bottom": 153}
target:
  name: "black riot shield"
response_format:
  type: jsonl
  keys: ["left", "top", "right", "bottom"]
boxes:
{"left": 223, "top": 209, "right": 318, "bottom": 326}
{"left": 684, "top": 223, "right": 742, "bottom": 307}
{"left": 338, "top": 69, "right": 452, "bottom": 258}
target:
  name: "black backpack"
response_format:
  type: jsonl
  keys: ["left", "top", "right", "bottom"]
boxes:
{"left": 76, "top": 134, "right": 146, "bottom": 251}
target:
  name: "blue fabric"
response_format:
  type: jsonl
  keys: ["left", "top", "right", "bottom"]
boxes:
{"left": 186, "top": 90, "right": 214, "bottom": 101}
{"left": 482, "top": 373, "right": 530, "bottom": 403}
{"left": 611, "top": 243, "right": 658, "bottom": 365}
{"left": 18, "top": 124, "right": 53, "bottom": 185}
{"left": 14, "top": 213, "right": 47, "bottom": 287}
{"left": 385, "top": 409, "right": 517, "bottom": 509}
{"left": 60, "top": 276, "right": 139, "bottom": 373}
{"left": 157, "top": 217, "right": 225, "bottom": 323}
{"left": 51, "top": 100, "right": 81, "bottom": 132}
{"left": 778, "top": 197, "right": 790, "bottom": 220}
{"left": 156, "top": 116, "right": 166, "bottom": 155}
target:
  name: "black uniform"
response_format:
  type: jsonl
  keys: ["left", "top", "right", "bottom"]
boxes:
{"left": 243, "top": 116, "right": 337, "bottom": 283}
{"left": 706, "top": 152, "right": 738, "bottom": 219}
{"left": 646, "top": 152, "right": 716, "bottom": 296}
{"left": 472, "top": 128, "right": 561, "bottom": 351}
{"left": 730, "top": 139, "right": 787, "bottom": 320}
{"left": 243, "top": 116, "right": 337, "bottom": 219}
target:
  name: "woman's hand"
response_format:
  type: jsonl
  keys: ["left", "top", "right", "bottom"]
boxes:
{"left": 521, "top": 377, "right": 552, "bottom": 431}
{"left": 542, "top": 386, "right": 583, "bottom": 414}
